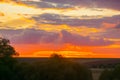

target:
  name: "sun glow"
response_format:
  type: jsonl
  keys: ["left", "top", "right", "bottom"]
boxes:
{"left": 1, "top": 0, "right": 120, "bottom": 58}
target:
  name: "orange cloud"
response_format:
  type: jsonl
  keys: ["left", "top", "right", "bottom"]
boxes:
{"left": 0, "top": 12, "right": 4, "bottom": 16}
{"left": 38, "top": 24, "right": 102, "bottom": 37}
{"left": 102, "top": 23, "right": 117, "bottom": 28}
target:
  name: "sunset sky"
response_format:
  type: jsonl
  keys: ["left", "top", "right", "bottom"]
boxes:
{"left": 0, "top": 0, "right": 120, "bottom": 58}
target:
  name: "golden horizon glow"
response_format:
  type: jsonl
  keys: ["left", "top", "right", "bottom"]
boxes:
{"left": 18, "top": 51, "right": 120, "bottom": 58}
{"left": 1, "top": 0, "right": 120, "bottom": 58}
{"left": 12, "top": 43, "right": 120, "bottom": 58}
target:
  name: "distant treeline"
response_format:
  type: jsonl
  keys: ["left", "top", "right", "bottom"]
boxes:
{"left": 1, "top": 54, "right": 120, "bottom": 80}
{"left": 1, "top": 38, "right": 120, "bottom": 80}
{"left": 0, "top": 54, "right": 93, "bottom": 80}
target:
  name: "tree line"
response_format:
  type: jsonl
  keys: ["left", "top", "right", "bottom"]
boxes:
{"left": 0, "top": 38, "right": 120, "bottom": 80}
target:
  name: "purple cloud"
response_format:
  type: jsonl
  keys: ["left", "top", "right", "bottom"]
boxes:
{"left": 0, "top": 29, "right": 113, "bottom": 46}
{"left": 95, "top": 0, "right": 120, "bottom": 10}
{"left": 22, "top": 0, "right": 120, "bottom": 10}
{"left": 0, "top": 29, "right": 60, "bottom": 44}
{"left": 34, "top": 14, "right": 120, "bottom": 28}
{"left": 115, "top": 24, "right": 120, "bottom": 29}
{"left": 61, "top": 30, "right": 113, "bottom": 46}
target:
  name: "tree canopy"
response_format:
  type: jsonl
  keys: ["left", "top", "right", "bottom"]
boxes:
{"left": 0, "top": 38, "right": 93, "bottom": 80}
{"left": 99, "top": 65, "right": 120, "bottom": 80}
{"left": 0, "top": 37, "right": 18, "bottom": 57}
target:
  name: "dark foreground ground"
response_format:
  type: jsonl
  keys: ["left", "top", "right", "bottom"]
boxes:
{"left": 16, "top": 58, "right": 120, "bottom": 80}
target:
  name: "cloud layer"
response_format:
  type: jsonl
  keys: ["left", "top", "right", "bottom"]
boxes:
{"left": 0, "top": 0, "right": 120, "bottom": 57}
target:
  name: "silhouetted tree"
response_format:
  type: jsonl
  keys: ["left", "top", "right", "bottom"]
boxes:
{"left": 31, "top": 54, "right": 93, "bottom": 80}
{"left": 99, "top": 65, "right": 120, "bottom": 80}
{"left": 0, "top": 39, "right": 93, "bottom": 80}
{"left": 0, "top": 38, "right": 18, "bottom": 67}
{"left": 0, "top": 38, "right": 19, "bottom": 80}
{"left": 0, "top": 37, "right": 18, "bottom": 57}
{"left": 112, "top": 65, "right": 120, "bottom": 80}
{"left": 99, "top": 69, "right": 112, "bottom": 80}
{"left": 14, "top": 62, "right": 34, "bottom": 80}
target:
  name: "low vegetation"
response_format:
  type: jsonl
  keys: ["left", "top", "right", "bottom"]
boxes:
{"left": 99, "top": 65, "right": 120, "bottom": 80}
{"left": 0, "top": 38, "right": 93, "bottom": 80}
{"left": 1, "top": 38, "right": 120, "bottom": 80}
